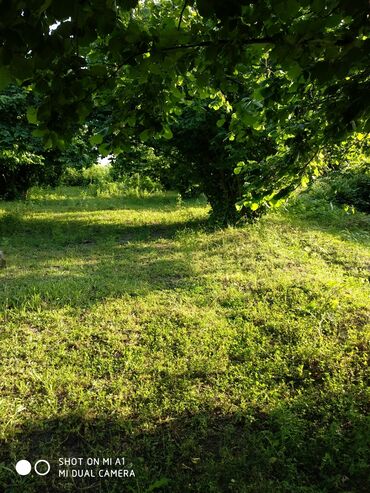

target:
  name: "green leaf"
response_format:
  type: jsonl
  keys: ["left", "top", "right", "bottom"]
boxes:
{"left": 162, "top": 126, "right": 173, "bottom": 140}
{"left": 32, "top": 129, "right": 47, "bottom": 138}
{"left": 140, "top": 129, "right": 151, "bottom": 142}
{"left": 286, "top": 62, "right": 302, "bottom": 80}
{"left": 77, "top": 104, "right": 92, "bottom": 123}
{"left": 0, "top": 66, "right": 12, "bottom": 91}
{"left": 89, "top": 134, "right": 104, "bottom": 145}
{"left": 26, "top": 106, "right": 39, "bottom": 124}
{"left": 274, "top": 0, "right": 300, "bottom": 21}
{"left": 234, "top": 161, "right": 245, "bottom": 174}
{"left": 146, "top": 478, "right": 170, "bottom": 492}
{"left": 216, "top": 118, "right": 225, "bottom": 128}
{"left": 241, "top": 113, "right": 258, "bottom": 127}
{"left": 301, "top": 175, "right": 309, "bottom": 187}
{"left": 98, "top": 143, "right": 110, "bottom": 156}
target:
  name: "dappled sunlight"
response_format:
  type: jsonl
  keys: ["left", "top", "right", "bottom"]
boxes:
{"left": 1, "top": 0, "right": 369, "bottom": 488}
{"left": 1, "top": 189, "right": 369, "bottom": 492}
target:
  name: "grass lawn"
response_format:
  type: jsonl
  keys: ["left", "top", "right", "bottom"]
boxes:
{"left": 0, "top": 187, "right": 369, "bottom": 492}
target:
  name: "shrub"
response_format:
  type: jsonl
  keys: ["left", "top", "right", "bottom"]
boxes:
{"left": 60, "top": 166, "right": 86, "bottom": 186}
{"left": 0, "top": 148, "right": 45, "bottom": 200}
{"left": 0, "top": 85, "right": 98, "bottom": 198}
{"left": 82, "top": 164, "right": 111, "bottom": 185}
{"left": 61, "top": 164, "right": 111, "bottom": 187}
{"left": 329, "top": 168, "right": 370, "bottom": 213}
{"left": 119, "top": 173, "right": 163, "bottom": 194}
{"left": 304, "top": 163, "right": 370, "bottom": 214}
{"left": 289, "top": 161, "right": 370, "bottom": 220}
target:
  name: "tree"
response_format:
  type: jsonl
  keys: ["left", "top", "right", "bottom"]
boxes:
{"left": 0, "top": 1, "right": 369, "bottom": 218}
{"left": 167, "top": 101, "right": 274, "bottom": 223}
{"left": 0, "top": 85, "right": 47, "bottom": 199}
{"left": 0, "top": 85, "right": 97, "bottom": 199}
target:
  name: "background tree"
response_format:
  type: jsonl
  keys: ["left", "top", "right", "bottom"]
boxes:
{"left": 0, "top": 85, "right": 47, "bottom": 199}
{"left": 0, "top": 85, "right": 98, "bottom": 199}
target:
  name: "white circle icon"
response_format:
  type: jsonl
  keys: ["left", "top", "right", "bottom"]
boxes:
{"left": 34, "top": 459, "right": 51, "bottom": 476}
{"left": 15, "top": 460, "right": 32, "bottom": 476}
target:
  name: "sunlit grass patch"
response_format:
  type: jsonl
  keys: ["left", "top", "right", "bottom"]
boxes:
{"left": 0, "top": 188, "right": 369, "bottom": 492}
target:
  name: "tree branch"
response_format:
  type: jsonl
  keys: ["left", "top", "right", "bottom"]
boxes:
{"left": 177, "top": 1, "right": 187, "bottom": 31}
{"left": 156, "top": 37, "right": 274, "bottom": 53}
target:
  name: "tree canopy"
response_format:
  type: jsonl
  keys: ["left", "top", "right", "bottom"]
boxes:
{"left": 0, "top": 0, "right": 369, "bottom": 218}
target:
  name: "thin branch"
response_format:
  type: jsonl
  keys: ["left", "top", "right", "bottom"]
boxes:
{"left": 177, "top": 1, "right": 187, "bottom": 31}
{"left": 157, "top": 37, "right": 274, "bottom": 52}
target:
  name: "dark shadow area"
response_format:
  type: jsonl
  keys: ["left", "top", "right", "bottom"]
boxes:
{"left": 1, "top": 194, "right": 207, "bottom": 215}
{"left": 0, "top": 258, "right": 194, "bottom": 311}
{"left": 2, "top": 203, "right": 369, "bottom": 310}
{"left": 0, "top": 213, "right": 208, "bottom": 246}
{"left": 0, "top": 395, "right": 368, "bottom": 493}
{"left": 0, "top": 214, "right": 209, "bottom": 309}
{"left": 282, "top": 207, "right": 370, "bottom": 245}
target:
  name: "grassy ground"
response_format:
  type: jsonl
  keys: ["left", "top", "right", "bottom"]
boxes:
{"left": 0, "top": 186, "right": 369, "bottom": 493}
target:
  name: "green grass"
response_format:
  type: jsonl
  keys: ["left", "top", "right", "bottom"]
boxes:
{"left": 0, "top": 186, "right": 369, "bottom": 493}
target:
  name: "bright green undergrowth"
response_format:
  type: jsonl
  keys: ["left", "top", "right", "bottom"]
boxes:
{"left": 0, "top": 187, "right": 369, "bottom": 493}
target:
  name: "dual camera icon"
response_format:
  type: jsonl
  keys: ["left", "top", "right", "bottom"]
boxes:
{"left": 15, "top": 459, "right": 50, "bottom": 476}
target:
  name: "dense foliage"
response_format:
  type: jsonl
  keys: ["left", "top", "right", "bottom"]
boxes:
{"left": 0, "top": 85, "right": 98, "bottom": 199}
{"left": 330, "top": 169, "right": 370, "bottom": 213}
{"left": 305, "top": 164, "right": 370, "bottom": 214}
{"left": 313, "top": 136, "right": 370, "bottom": 213}
{"left": 0, "top": 1, "right": 369, "bottom": 218}
{"left": 0, "top": 85, "right": 47, "bottom": 199}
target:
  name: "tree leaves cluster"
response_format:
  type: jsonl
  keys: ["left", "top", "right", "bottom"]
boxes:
{"left": 0, "top": 0, "right": 369, "bottom": 220}
{"left": 0, "top": 85, "right": 97, "bottom": 198}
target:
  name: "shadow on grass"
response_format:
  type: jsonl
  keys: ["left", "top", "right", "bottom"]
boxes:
{"left": 2, "top": 200, "right": 369, "bottom": 309}
{"left": 0, "top": 396, "right": 368, "bottom": 493}
{"left": 0, "top": 211, "right": 208, "bottom": 245}
{"left": 2, "top": 193, "right": 207, "bottom": 214}
{"left": 0, "top": 213, "right": 209, "bottom": 309}
{"left": 281, "top": 204, "right": 370, "bottom": 245}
